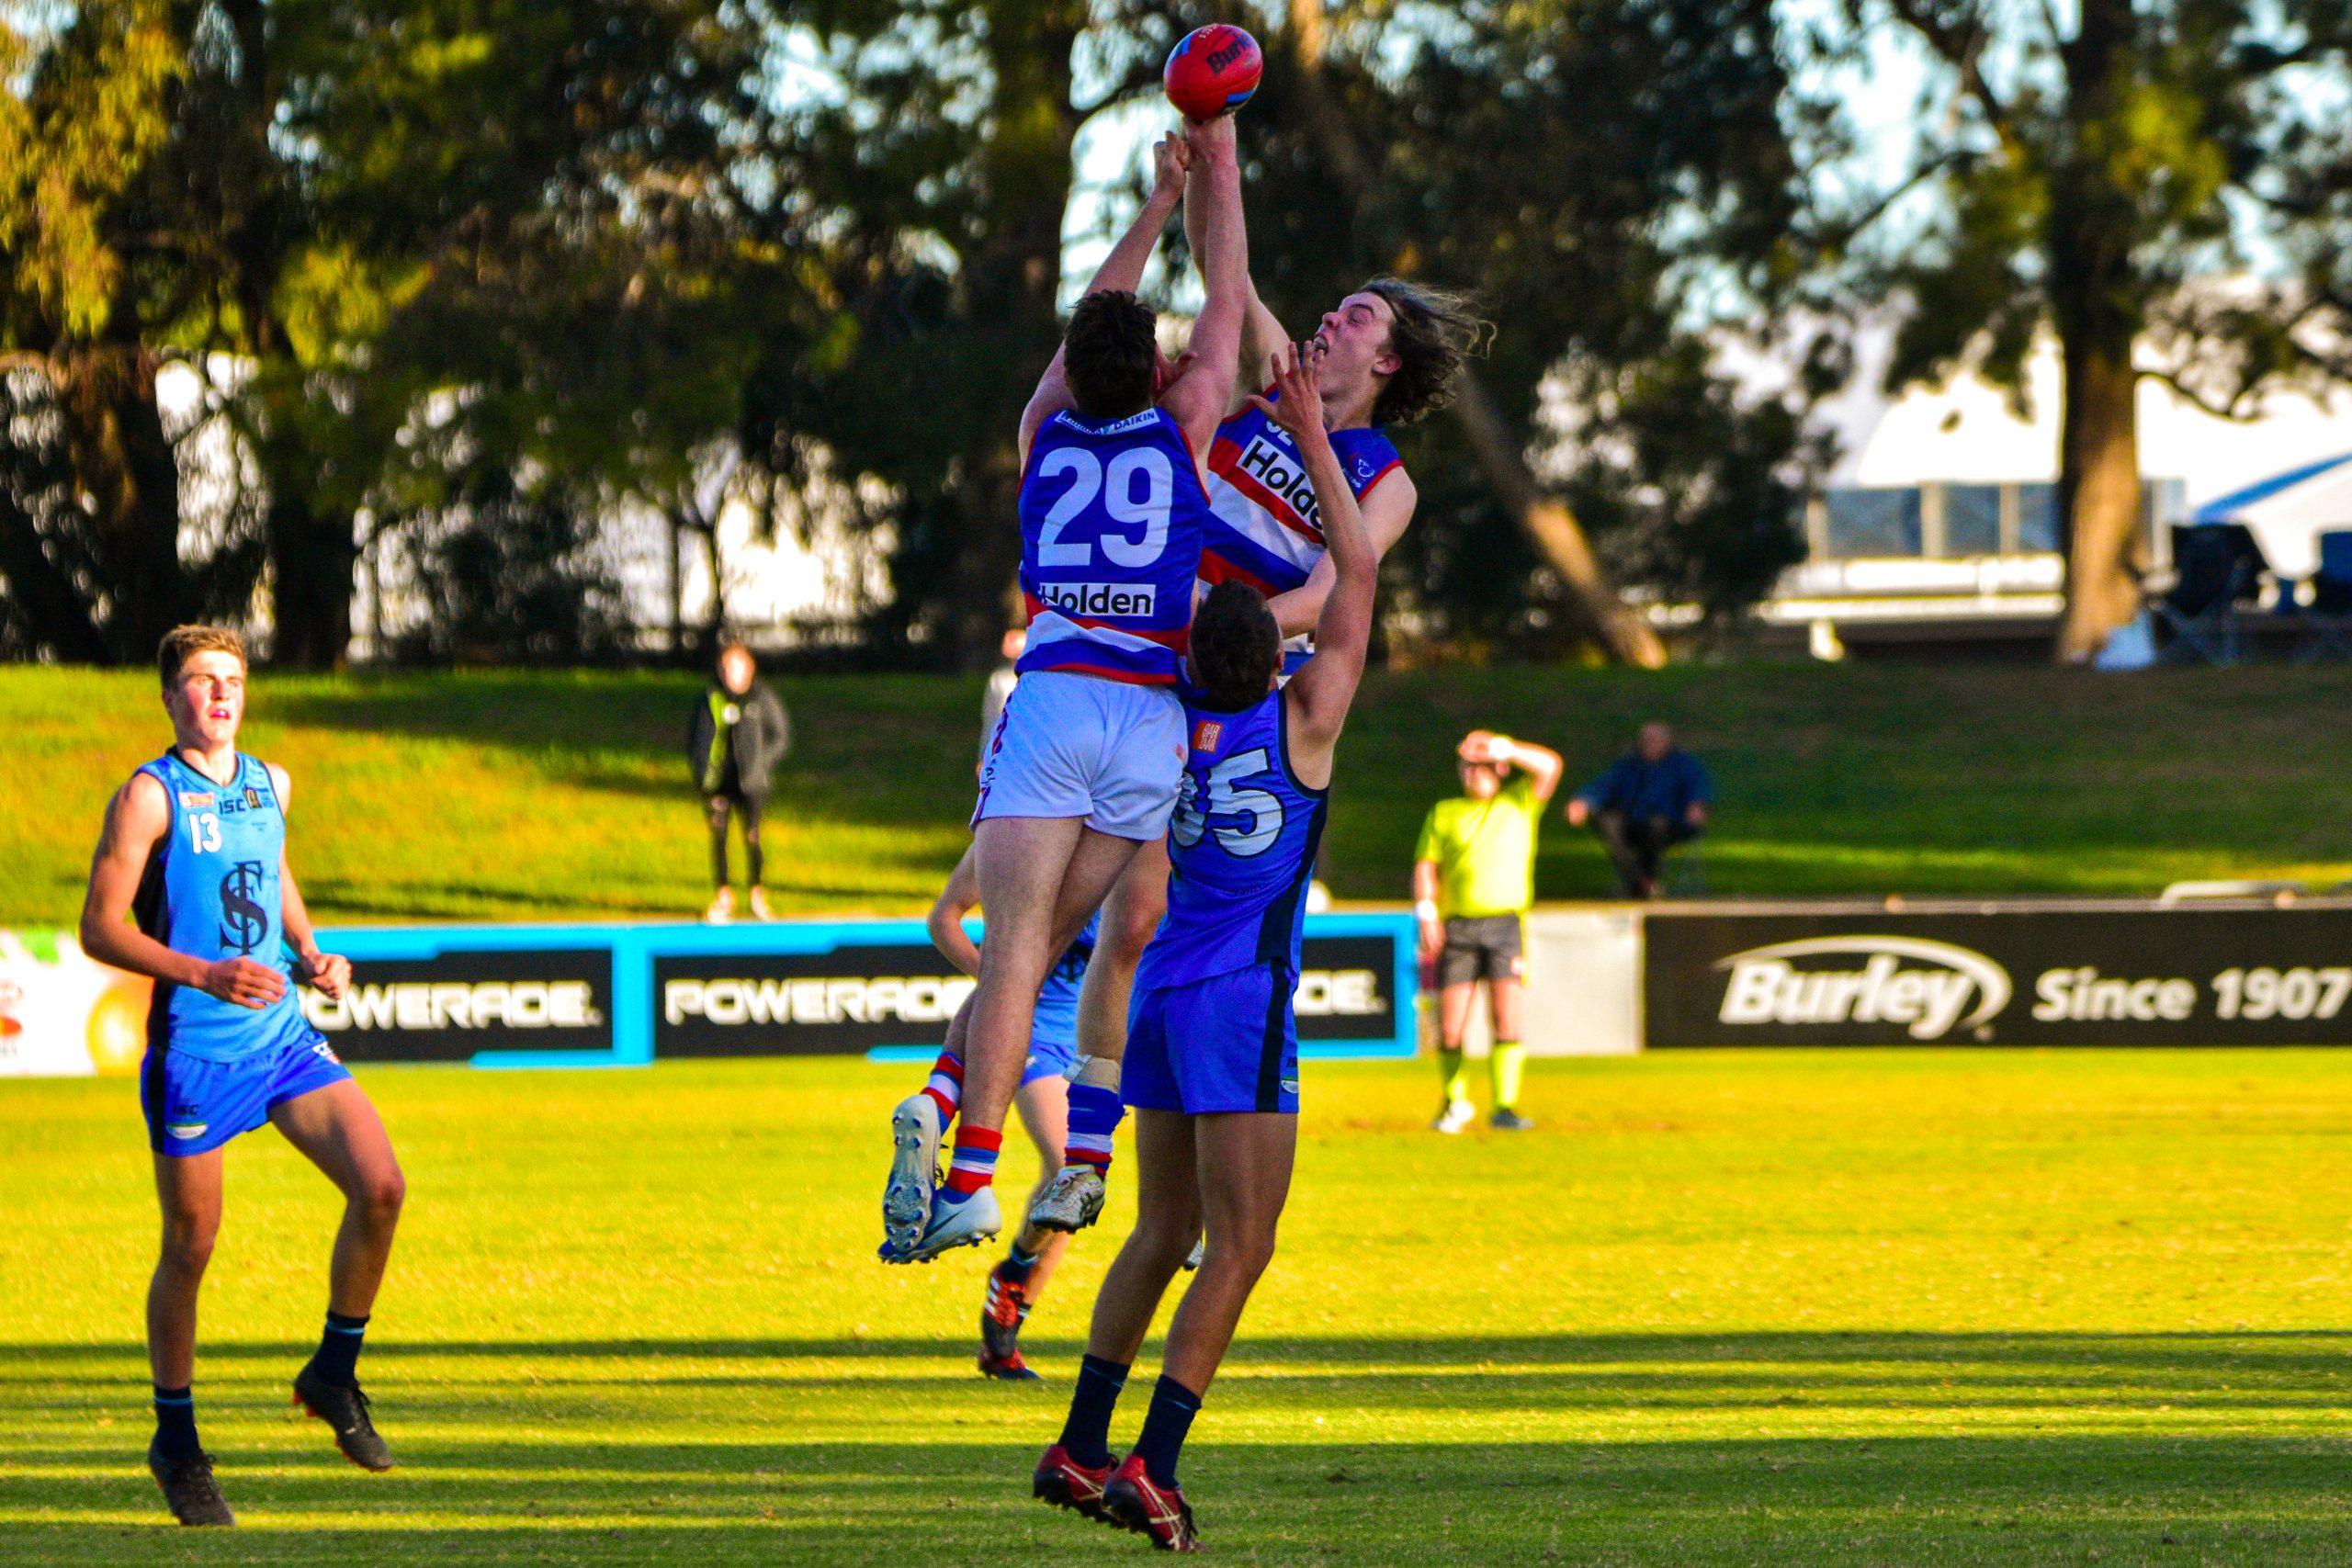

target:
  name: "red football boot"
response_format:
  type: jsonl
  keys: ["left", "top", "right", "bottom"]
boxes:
{"left": 978, "top": 1262, "right": 1039, "bottom": 1380}
{"left": 1033, "top": 1442, "right": 1118, "bottom": 1518}
{"left": 1102, "top": 1453, "right": 1201, "bottom": 1551}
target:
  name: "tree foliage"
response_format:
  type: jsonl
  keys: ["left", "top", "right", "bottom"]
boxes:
{"left": 1842, "top": 0, "right": 2352, "bottom": 659}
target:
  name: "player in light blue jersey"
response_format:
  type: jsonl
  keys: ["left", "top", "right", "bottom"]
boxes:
{"left": 79, "top": 626, "right": 406, "bottom": 1527}
{"left": 1035, "top": 344, "right": 1379, "bottom": 1550}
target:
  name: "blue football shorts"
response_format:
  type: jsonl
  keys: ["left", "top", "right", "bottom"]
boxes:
{"left": 141, "top": 1014, "right": 353, "bottom": 1156}
{"left": 1123, "top": 961, "right": 1299, "bottom": 1116}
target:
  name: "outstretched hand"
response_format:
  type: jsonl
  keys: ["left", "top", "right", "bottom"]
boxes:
{"left": 1183, "top": 109, "right": 1238, "bottom": 164}
{"left": 1241, "top": 343, "right": 1327, "bottom": 445}
{"left": 1149, "top": 131, "right": 1193, "bottom": 205}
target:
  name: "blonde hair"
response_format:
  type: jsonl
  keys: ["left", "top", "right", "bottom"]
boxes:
{"left": 157, "top": 626, "right": 248, "bottom": 686}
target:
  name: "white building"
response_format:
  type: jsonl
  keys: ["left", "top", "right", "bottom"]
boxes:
{"left": 1758, "top": 330, "right": 2352, "bottom": 655}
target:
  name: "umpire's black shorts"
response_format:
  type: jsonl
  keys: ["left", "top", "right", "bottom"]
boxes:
{"left": 1437, "top": 913, "right": 1523, "bottom": 988}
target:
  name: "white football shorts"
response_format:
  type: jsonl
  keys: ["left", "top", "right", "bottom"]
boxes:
{"left": 972, "top": 671, "right": 1187, "bottom": 841}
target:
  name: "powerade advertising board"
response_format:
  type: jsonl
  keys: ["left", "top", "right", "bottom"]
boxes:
{"left": 652, "top": 919, "right": 1410, "bottom": 1058}
{"left": 1645, "top": 906, "right": 2352, "bottom": 1047}
{"left": 210, "top": 913, "right": 1417, "bottom": 1069}
{"left": 294, "top": 926, "right": 620, "bottom": 1066}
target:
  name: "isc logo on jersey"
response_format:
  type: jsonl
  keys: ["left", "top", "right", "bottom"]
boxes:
{"left": 1037, "top": 581, "right": 1158, "bottom": 618}
{"left": 1232, "top": 433, "right": 1322, "bottom": 536}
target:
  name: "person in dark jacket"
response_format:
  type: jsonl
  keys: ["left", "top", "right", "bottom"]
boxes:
{"left": 686, "top": 642, "right": 791, "bottom": 921}
{"left": 1565, "top": 721, "right": 1712, "bottom": 899}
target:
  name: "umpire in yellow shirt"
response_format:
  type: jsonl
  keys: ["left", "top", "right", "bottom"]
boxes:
{"left": 1411, "top": 729, "right": 1564, "bottom": 1132}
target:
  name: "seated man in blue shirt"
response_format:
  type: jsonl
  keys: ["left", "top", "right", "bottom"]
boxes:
{"left": 1564, "top": 722, "right": 1712, "bottom": 898}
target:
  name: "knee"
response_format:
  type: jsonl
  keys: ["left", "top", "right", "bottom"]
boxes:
{"left": 1132, "top": 1210, "right": 1203, "bottom": 1271}
{"left": 1102, "top": 896, "right": 1162, "bottom": 962}
{"left": 158, "top": 1214, "right": 218, "bottom": 1274}
{"left": 1204, "top": 1224, "right": 1277, "bottom": 1280}
{"left": 357, "top": 1167, "right": 406, "bottom": 1224}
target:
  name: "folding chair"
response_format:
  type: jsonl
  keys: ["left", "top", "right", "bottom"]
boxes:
{"left": 2298, "top": 529, "right": 2352, "bottom": 662}
{"left": 2152, "top": 524, "right": 2265, "bottom": 666}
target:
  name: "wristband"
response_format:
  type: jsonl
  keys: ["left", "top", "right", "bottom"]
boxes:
{"left": 1415, "top": 900, "right": 1440, "bottom": 923}
{"left": 1489, "top": 736, "right": 1515, "bottom": 763}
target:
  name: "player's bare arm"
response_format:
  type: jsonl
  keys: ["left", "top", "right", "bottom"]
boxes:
{"left": 1265, "top": 473, "right": 1418, "bottom": 638}
{"left": 80, "top": 772, "right": 285, "bottom": 1010}
{"left": 927, "top": 846, "right": 985, "bottom": 977}
{"left": 1159, "top": 113, "right": 1250, "bottom": 460}
{"left": 1262, "top": 345, "right": 1376, "bottom": 782}
{"left": 1460, "top": 731, "right": 1564, "bottom": 805}
{"left": 1018, "top": 133, "right": 1193, "bottom": 464}
{"left": 1182, "top": 168, "right": 1289, "bottom": 419}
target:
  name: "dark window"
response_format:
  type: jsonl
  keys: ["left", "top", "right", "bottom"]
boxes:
{"left": 1824, "top": 489, "right": 1922, "bottom": 557}
{"left": 1945, "top": 485, "right": 2002, "bottom": 555}
{"left": 2018, "top": 484, "right": 2060, "bottom": 552}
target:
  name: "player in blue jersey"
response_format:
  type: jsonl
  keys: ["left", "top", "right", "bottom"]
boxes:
{"left": 78, "top": 626, "right": 405, "bottom": 1527}
{"left": 891, "top": 115, "right": 1252, "bottom": 1264}
{"left": 1034, "top": 344, "right": 1378, "bottom": 1551}
{"left": 886, "top": 847, "right": 1105, "bottom": 1377}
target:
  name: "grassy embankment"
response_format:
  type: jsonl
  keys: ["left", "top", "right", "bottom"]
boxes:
{"left": 7, "top": 662, "right": 2352, "bottom": 926}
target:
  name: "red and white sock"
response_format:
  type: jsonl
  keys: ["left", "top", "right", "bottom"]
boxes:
{"left": 921, "top": 1050, "right": 964, "bottom": 1124}
{"left": 940, "top": 1125, "right": 1001, "bottom": 1202}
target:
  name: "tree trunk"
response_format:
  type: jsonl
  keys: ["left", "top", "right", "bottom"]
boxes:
{"left": 57, "top": 344, "right": 198, "bottom": 662}
{"left": 2052, "top": 341, "right": 2142, "bottom": 661}
{"left": 2049, "top": 0, "right": 2144, "bottom": 665}
{"left": 1279, "top": 0, "right": 1662, "bottom": 666}
{"left": 1448, "top": 374, "right": 1669, "bottom": 667}
{"left": 937, "top": 0, "right": 1083, "bottom": 671}
{"left": 267, "top": 495, "right": 357, "bottom": 668}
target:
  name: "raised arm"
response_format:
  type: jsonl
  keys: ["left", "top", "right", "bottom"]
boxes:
{"left": 1266, "top": 474, "right": 1417, "bottom": 638}
{"left": 1019, "top": 134, "right": 1192, "bottom": 463}
{"left": 1269, "top": 345, "right": 1375, "bottom": 782}
{"left": 1185, "top": 145, "right": 1287, "bottom": 419}
{"left": 1159, "top": 113, "right": 1250, "bottom": 457}
{"left": 1461, "top": 734, "right": 1563, "bottom": 806}
{"left": 80, "top": 772, "right": 285, "bottom": 1010}
{"left": 926, "top": 845, "right": 984, "bottom": 977}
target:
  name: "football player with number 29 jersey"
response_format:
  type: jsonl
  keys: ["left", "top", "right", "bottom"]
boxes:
{"left": 1035, "top": 342, "right": 1381, "bottom": 1551}
{"left": 80, "top": 626, "right": 406, "bottom": 1528}
{"left": 885, "top": 115, "right": 1252, "bottom": 1266}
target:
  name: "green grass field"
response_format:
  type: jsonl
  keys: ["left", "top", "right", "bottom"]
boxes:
{"left": 6, "top": 1051, "right": 2352, "bottom": 1564}
{"left": 10, "top": 662, "right": 2352, "bottom": 926}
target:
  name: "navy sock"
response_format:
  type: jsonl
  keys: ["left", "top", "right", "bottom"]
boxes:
{"left": 310, "top": 1311, "right": 369, "bottom": 1386}
{"left": 153, "top": 1384, "right": 198, "bottom": 1461}
{"left": 1134, "top": 1374, "right": 1203, "bottom": 1488}
{"left": 1057, "top": 1353, "right": 1130, "bottom": 1469}
{"left": 1001, "top": 1242, "right": 1040, "bottom": 1287}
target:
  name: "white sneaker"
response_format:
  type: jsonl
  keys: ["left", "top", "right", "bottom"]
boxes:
{"left": 904, "top": 1184, "right": 1001, "bottom": 1261}
{"left": 881, "top": 1093, "right": 941, "bottom": 1258}
{"left": 704, "top": 887, "right": 735, "bottom": 924}
{"left": 1027, "top": 1164, "right": 1106, "bottom": 1233}
{"left": 1182, "top": 1237, "right": 1204, "bottom": 1271}
{"left": 1433, "top": 1100, "right": 1477, "bottom": 1134}
{"left": 747, "top": 887, "right": 774, "bottom": 921}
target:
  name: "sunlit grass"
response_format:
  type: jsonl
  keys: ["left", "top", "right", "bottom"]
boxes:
{"left": 6, "top": 1051, "right": 2352, "bottom": 1562}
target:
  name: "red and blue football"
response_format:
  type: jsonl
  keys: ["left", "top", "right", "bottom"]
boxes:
{"left": 1164, "top": 25, "right": 1262, "bottom": 120}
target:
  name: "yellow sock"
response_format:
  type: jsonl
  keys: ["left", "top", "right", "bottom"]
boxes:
{"left": 1438, "top": 1047, "right": 1469, "bottom": 1105}
{"left": 1491, "top": 1043, "right": 1525, "bottom": 1111}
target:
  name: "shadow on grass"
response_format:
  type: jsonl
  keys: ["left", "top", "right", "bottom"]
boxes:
{"left": 3, "top": 1434, "right": 2349, "bottom": 1566}
{"left": 8, "top": 1334, "right": 2352, "bottom": 1563}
